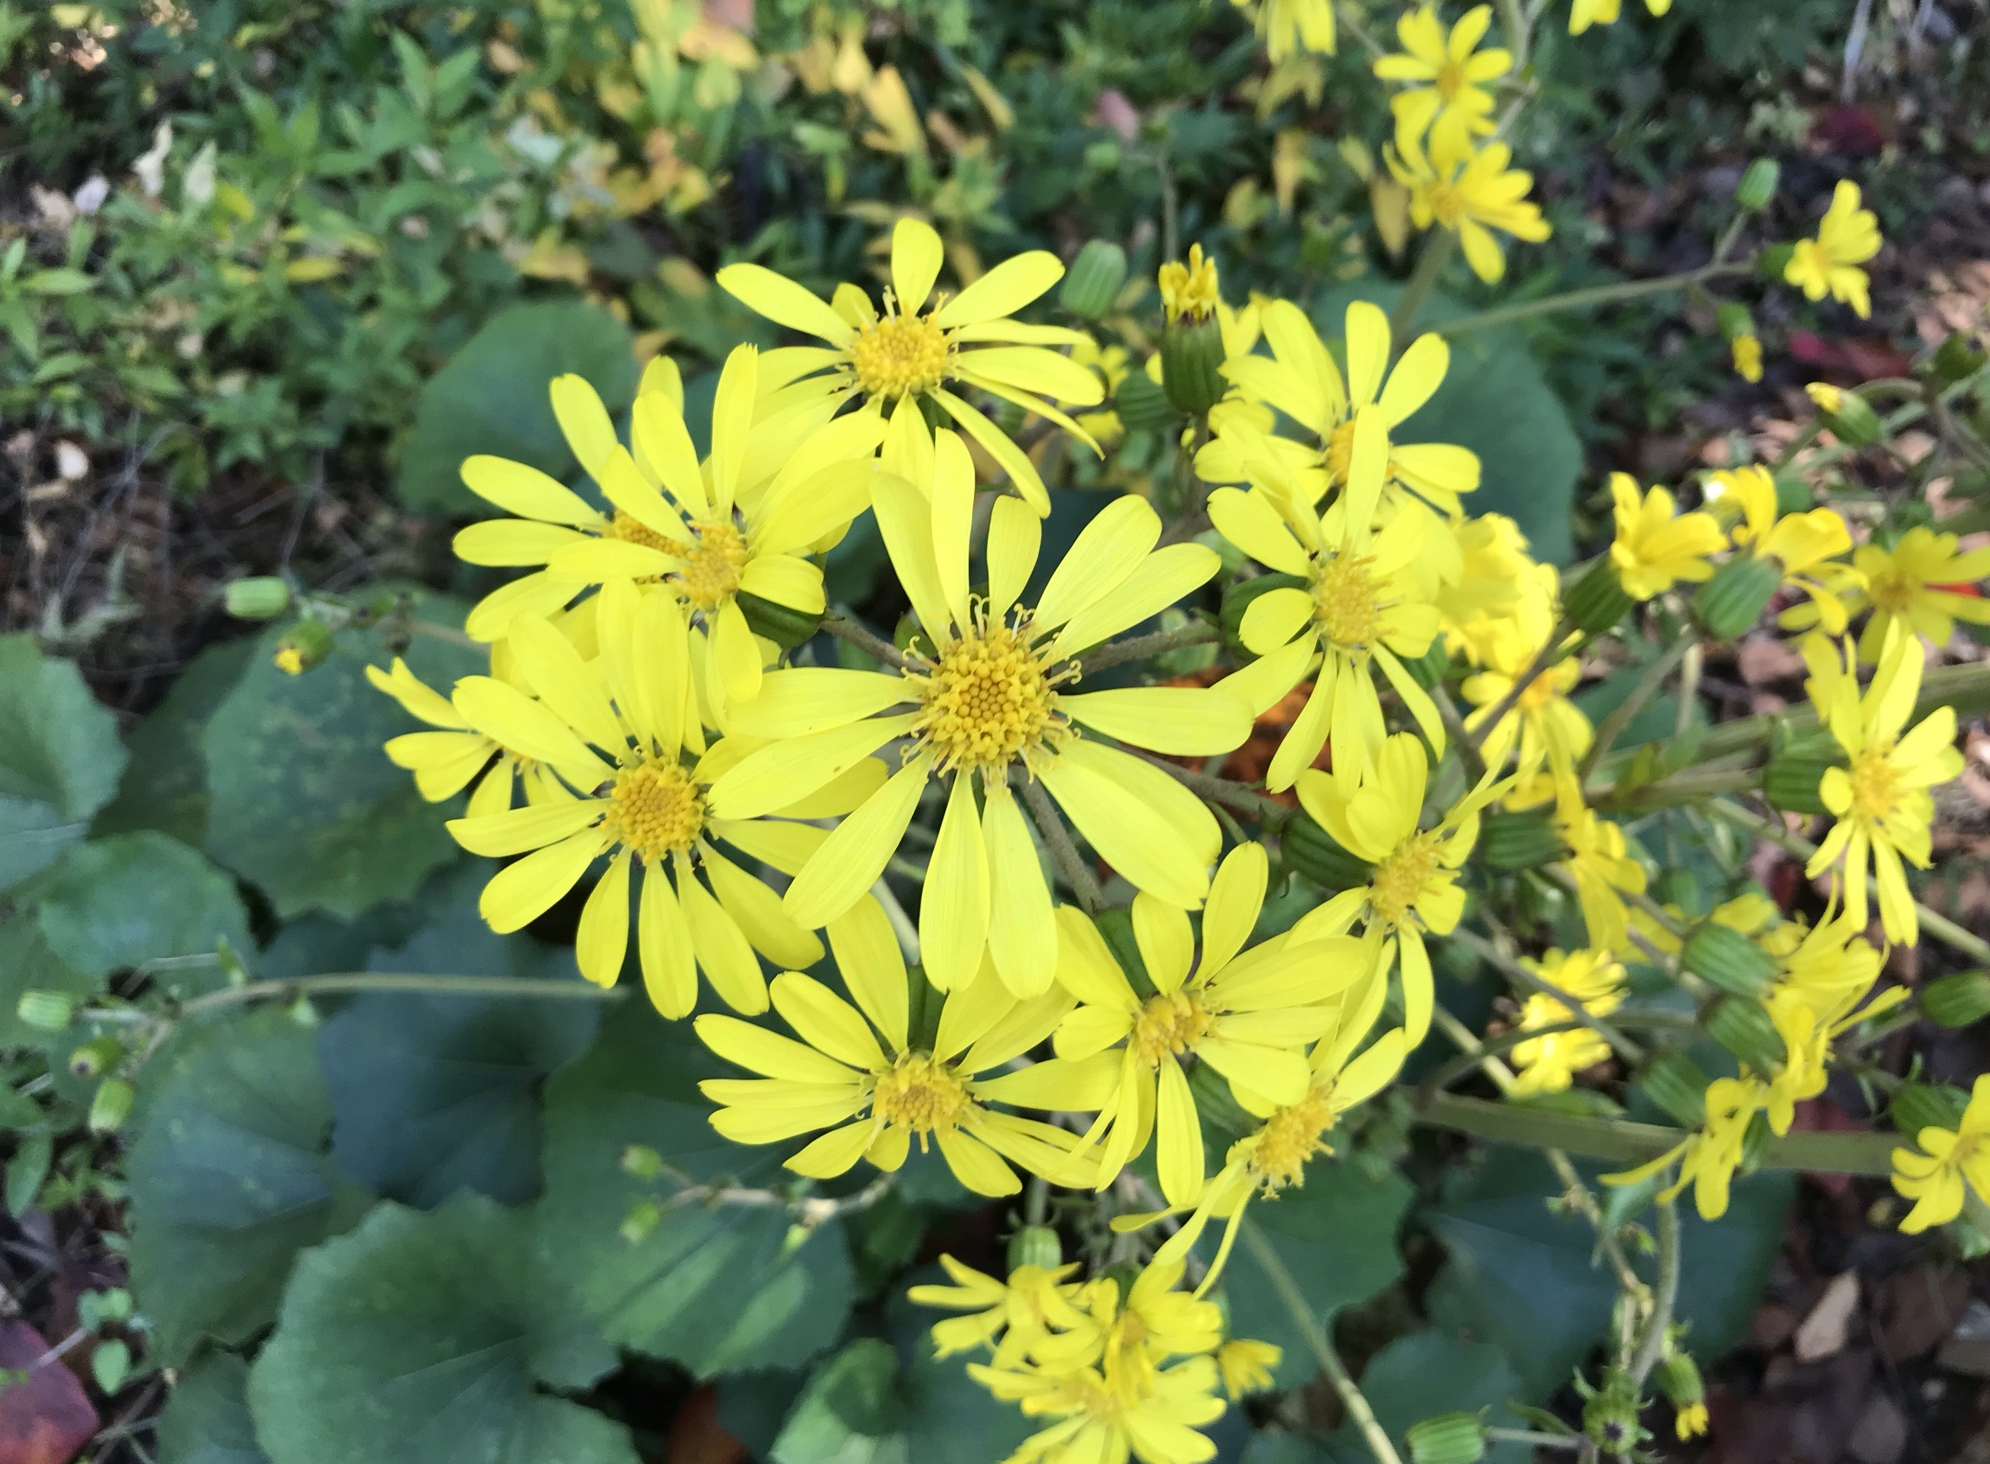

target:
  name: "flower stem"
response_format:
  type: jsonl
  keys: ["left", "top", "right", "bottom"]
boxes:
{"left": 1239, "top": 1220, "right": 1406, "bottom": 1464}
{"left": 177, "top": 971, "right": 624, "bottom": 1019}
{"left": 822, "top": 611, "right": 913, "bottom": 671}
{"left": 1430, "top": 261, "right": 1753, "bottom": 339}
{"left": 1579, "top": 635, "right": 1696, "bottom": 780}
{"left": 1487, "top": 1429, "right": 1582, "bottom": 1451}
{"left": 1628, "top": 1197, "right": 1681, "bottom": 1387}
{"left": 1130, "top": 749, "right": 1291, "bottom": 827}
{"left": 404, "top": 618, "right": 487, "bottom": 654}
{"left": 1390, "top": 228, "right": 1457, "bottom": 343}
{"left": 1080, "top": 621, "right": 1223, "bottom": 675}
{"left": 1464, "top": 622, "right": 1578, "bottom": 759}
{"left": 1021, "top": 777, "right": 1105, "bottom": 914}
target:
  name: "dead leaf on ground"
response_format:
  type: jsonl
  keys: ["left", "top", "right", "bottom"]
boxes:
{"left": 0, "top": 1321, "right": 100, "bottom": 1464}
{"left": 1793, "top": 1270, "right": 1862, "bottom": 1361}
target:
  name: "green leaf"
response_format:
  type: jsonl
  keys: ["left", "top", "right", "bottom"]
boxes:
{"left": 0, "top": 634, "right": 127, "bottom": 894}
{"left": 0, "top": 908, "right": 98, "bottom": 1049}
{"left": 318, "top": 903, "right": 600, "bottom": 1208}
{"left": 395, "top": 300, "right": 637, "bottom": 512}
{"left": 1206, "top": 1165, "right": 1413, "bottom": 1388}
{"left": 35, "top": 833, "right": 251, "bottom": 989}
{"left": 158, "top": 1354, "right": 270, "bottom": 1464}
{"left": 246, "top": 1194, "right": 636, "bottom": 1464}
{"left": 1315, "top": 286, "right": 1581, "bottom": 563}
{"left": 1333, "top": 1333, "right": 1527, "bottom": 1464}
{"left": 127, "top": 1009, "right": 367, "bottom": 1364}
{"left": 536, "top": 1001, "right": 854, "bottom": 1375}
{"left": 95, "top": 639, "right": 255, "bottom": 847}
{"left": 199, "top": 599, "right": 483, "bottom": 919}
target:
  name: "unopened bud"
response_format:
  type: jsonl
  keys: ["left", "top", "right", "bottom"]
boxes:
{"left": 739, "top": 590, "right": 823, "bottom": 651}
{"left": 1007, "top": 1224, "right": 1063, "bottom": 1274}
{"left": 1922, "top": 971, "right": 1990, "bottom": 1029}
{"left": 619, "top": 1198, "right": 662, "bottom": 1245}
{"left": 1160, "top": 316, "right": 1228, "bottom": 417}
{"left": 1682, "top": 921, "right": 1776, "bottom": 998}
{"left": 1283, "top": 813, "right": 1377, "bottom": 893}
{"left": 1736, "top": 159, "right": 1780, "bottom": 212}
{"left": 1478, "top": 809, "right": 1563, "bottom": 872}
{"left": 1060, "top": 240, "right": 1129, "bottom": 320}
{"left": 16, "top": 990, "right": 75, "bottom": 1032}
{"left": 1716, "top": 301, "right": 1756, "bottom": 342}
{"left": 1407, "top": 1413, "right": 1486, "bottom": 1464}
{"left": 225, "top": 576, "right": 291, "bottom": 620}
{"left": 67, "top": 1036, "right": 124, "bottom": 1081}
{"left": 1562, "top": 558, "right": 1634, "bottom": 634}
{"left": 1640, "top": 1050, "right": 1711, "bottom": 1129}
{"left": 619, "top": 1144, "right": 664, "bottom": 1179}
{"left": 1581, "top": 1372, "right": 1647, "bottom": 1454}
{"left": 1115, "top": 369, "right": 1178, "bottom": 433}
{"left": 1892, "top": 1081, "right": 1970, "bottom": 1139}
{"left": 1694, "top": 554, "right": 1783, "bottom": 640}
{"left": 1804, "top": 383, "right": 1880, "bottom": 446}
{"left": 1706, "top": 995, "right": 1786, "bottom": 1074}
{"left": 272, "top": 618, "right": 335, "bottom": 675}
{"left": 1764, "top": 733, "right": 1841, "bottom": 817}
{"left": 1928, "top": 331, "right": 1989, "bottom": 390}
{"left": 88, "top": 1077, "right": 134, "bottom": 1134}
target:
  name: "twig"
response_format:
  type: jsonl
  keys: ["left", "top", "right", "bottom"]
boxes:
{"left": 1079, "top": 621, "right": 1223, "bottom": 675}
{"left": 822, "top": 611, "right": 914, "bottom": 671}
{"left": 1580, "top": 636, "right": 1694, "bottom": 780}
{"left": 177, "top": 971, "right": 626, "bottom": 1019}
{"left": 1627, "top": 1197, "right": 1681, "bottom": 1386}
{"left": 1021, "top": 776, "right": 1104, "bottom": 914}
{"left": 1431, "top": 263, "right": 1754, "bottom": 339}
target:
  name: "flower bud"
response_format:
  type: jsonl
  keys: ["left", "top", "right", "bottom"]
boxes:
{"left": 1562, "top": 558, "right": 1634, "bottom": 634}
{"left": 1891, "top": 1081, "right": 1970, "bottom": 1139}
{"left": 67, "top": 1035, "right": 124, "bottom": 1081}
{"left": 1682, "top": 921, "right": 1776, "bottom": 998}
{"left": 1060, "top": 240, "right": 1129, "bottom": 320}
{"left": 1657, "top": 1350, "right": 1708, "bottom": 1438}
{"left": 1640, "top": 1050, "right": 1711, "bottom": 1128}
{"left": 619, "top": 1198, "right": 662, "bottom": 1245}
{"left": 739, "top": 589, "right": 823, "bottom": 651}
{"left": 1715, "top": 301, "right": 1756, "bottom": 342}
{"left": 225, "top": 576, "right": 292, "bottom": 620}
{"left": 1007, "top": 1224, "right": 1063, "bottom": 1274}
{"left": 1115, "top": 369, "right": 1178, "bottom": 433}
{"left": 1694, "top": 554, "right": 1783, "bottom": 640}
{"left": 1922, "top": 970, "right": 1990, "bottom": 1029}
{"left": 1706, "top": 995, "right": 1786, "bottom": 1073}
{"left": 619, "top": 1144, "right": 664, "bottom": 1179}
{"left": 88, "top": 1077, "right": 135, "bottom": 1134}
{"left": 272, "top": 618, "right": 335, "bottom": 675}
{"left": 1763, "top": 732, "right": 1841, "bottom": 817}
{"left": 1161, "top": 316, "right": 1228, "bottom": 416}
{"left": 1735, "top": 159, "right": 1780, "bottom": 212}
{"left": 1283, "top": 813, "right": 1377, "bottom": 893}
{"left": 15, "top": 990, "right": 75, "bottom": 1033}
{"left": 1928, "top": 331, "right": 1989, "bottom": 390}
{"left": 1478, "top": 809, "right": 1563, "bottom": 872}
{"left": 1804, "top": 383, "right": 1880, "bottom": 446}
{"left": 1581, "top": 1372, "right": 1646, "bottom": 1454}
{"left": 1406, "top": 1413, "right": 1486, "bottom": 1464}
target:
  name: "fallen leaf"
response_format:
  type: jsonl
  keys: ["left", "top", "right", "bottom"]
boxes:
{"left": 0, "top": 1322, "right": 100, "bottom": 1464}
{"left": 1793, "top": 1270, "right": 1861, "bottom": 1362}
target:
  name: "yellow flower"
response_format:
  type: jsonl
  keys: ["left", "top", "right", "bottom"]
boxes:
{"left": 697, "top": 909, "right": 1115, "bottom": 1196}
{"left": 1372, "top": 6, "right": 1510, "bottom": 162}
{"left": 1507, "top": 948, "right": 1626, "bottom": 1096}
{"left": 1036, "top": 1258, "right": 1225, "bottom": 1386}
{"left": 274, "top": 645, "right": 306, "bottom": 674}
{"left": 1437, "top": 513, "right": 1533, "bottom": 666}
{"left": 1803, "top": 627, "right": 1964, "bottom": 944}
{"left": 1675, "top": 1403, "right": 1710, "bottom": 1439}
{"left": 1605, "top": 1075, "right": 1767, "bottom": 1220}
{"left": 909, "top": 1257, "right": 1095, "bottom": 1365}
{"left": 1553, "top": 794, "right": 1648, "bottom": 954}
{"left": 1607, "top": 473, "right": 1725, "bottom": 599}
{"left": 1290, "top": 733, "right": 1507, "bottom": 1043}
{"left": 1892, "top": 1074, "right": 1990, "bottom": 1233}
{"left": 369, "top": 656, "right": 549, "bottom": 818}
{"left": 1232, "top": 0, "right": 1336, "bottom": 60}
{"left": 1207, "top": 415, "right": 1449, "bottom": 790}
{"left": 1053, "top": 844, "right": 1372, "bottom": 1206}
{"left": 1201, "top": 298, "right": 1481, "bottom": 515}
{"left": 1785, "top": 181, "right": 1882, "bottom": 319}
{"left": 1845, "top": 526, "right": 1990, "bottom": 661}
{"left": 1805, "top": 381, "right": 1844, "bottom": 414}
{"left": 1731, "top": 333, "right": 1763, "bottom": 382}
{"left": 1461, "top": 563, "right": 1593, "bottom": 781}
{"left": 970, "top": 1352, "right": 1228, "bottom": 1464}
{"left": 1215, "top": 1339, "right": 1282, "bottom": 1399}
{"left": 1388, "top": 133, "right": 1551, "bottom": 284}
{"left": 713, "top": 465, "right": 1248, "bottom": 994}
{"left": 1159, "top": 244, "right": 1220, "bottom": 323}
{"left": 1706, "top": 465, "right": 1859, "bottom": 634}
{"left": 716, "top": 218, "right": 1102, "bottom": 511}
{"left": 442, "top": 594, "right": 862, "bottom": 1015}
{"left": 1569, "top": 0, "right": 1672, "bottom": 34}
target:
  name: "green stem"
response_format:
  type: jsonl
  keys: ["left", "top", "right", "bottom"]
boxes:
{"left": 178, "top": 972, "right": 624, "bottom": 1019}
{"left": 1628, "top": 1198, "right": 1681, "bottom": 1387}
{"left": 1464, "top": 623, "right": 1578, "bottom": 759}
{"left": 404, "top": 618, "right": 486, "bottom": 654}
{"left": 822, "top": 612, "right": 913, "bottom": 670}
{"left": 1579, "top": 636, "right": 1696, "bottom": 780}
{"left": 1418, "top": 1013, "right": 1696, "bottom": 1097}
{"left": 1130, "top": 749, "right": 1290, "bottom": 827}
{"left": 1494, "top": 0, "right": 1530, "bottom": 69}
{"left": 1487, "top": 1429, "right": 1581, "bottom": 1451}
{"left": 1391, "top": 228, "right": 1457, "bottom": 343}
{"left": 1447, "top": 926, "right": 1647, "bottom": 1063}
{"left": 1080, "top": 621, "right": 1222, "bottom": 675}
{"left": 1240, "top": 1221, "right": 1406, "bottom": 1464}
{"left": 1431, "top": 262, "right": 1753, "bottom": 339}
{"left": 1021, "top": 777, "right": 1105, "bottom": 915}
{"left": 1673, "top": 660, "right": 1990, "bottom": 767}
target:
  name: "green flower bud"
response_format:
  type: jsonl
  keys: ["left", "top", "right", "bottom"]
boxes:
{"left": 88, "top": 1077, "right": 135, "bottom": 1134}
{"left": 1757, "top": 242, "right": 1796, "bottom": 281}
{"left": 738, "top": 589, "right": 823, "bottom": 651}
{"left": 1640, "top": 1050, "right": 1712, "bottom": 1129}
{"left": 1562, "top": 558, "right": 1634, "bottom": 636}
{"left": 1806, "top": 384, "right": 1881, "bottom": 446}
{"left": 15, "top": 990, "right": 75, "bottom": 1033}
{"left": 1060, "top": 240, "right": 1129, "bottom": 320}
{"left": 1581, "top": 1372, "right": 1648, "bottom": 1454}
{"left": 1706, "top": 995, "right": 1786, "bottom": 1073}
{"left": 1763, "top": 731, "right": 1842, "bottom": 817}
{"left": 1735, "top": 159, "right": 1780, "bottom": 212}
{"left": 1401, "top": 641, "right": 1451, "bottom": 690}
{"left": 1922, "top": 970, "right": 1990, "bottom": 1029}
{"left": 1682, "top": 921, "right": 1777, "bottom": 998}
{"left": 1478, "top": 809, "right": 1564, "bottom": 872}
{"left": 1160, "top": 315, "right": 1227, "bottom": 417}
{"left": 1715, "top": 301, "right": 1757, "bottom": 341}
{"left": 1406, "top": 1413, "right": 1487, "bottom": 1464}
{"left": 1693, "top": 554, "right": 1784, "bottom": 641}
{"left": 619, "top": 1144, "right": 665, "bottom": 1179}
{"left": 1928, "top": 331, "right": 1990, "bottom": 390}
{"left": 1657, "top": 1349, "right": 1704, "bottom": 1410}
{"left": 1283, "top": 813, "right": 1377, "bottom": 893}
{"left": 1891, "top": 1081, "right": 1970, "bottom": 1139}
{"left": 67, "top": 1036, "right": 124, "bottom": 1082}
{"left": 619, "top": 1198, "right": 662, "bottom": 1245}
{"left": 272, "top": 618, "right": 335, "bottom": 675}
{"left": 1115, "top": 369, "right": 1178, "bottom": 433}
{"left": 1007, "top": 1224, "right": 1063, "bottom": 1274}
{"left": 225, "top": 576, "right": 292, "bottom": 620}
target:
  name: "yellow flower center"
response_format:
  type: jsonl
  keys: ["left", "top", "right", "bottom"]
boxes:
{"left": 1790, "top": 236, "right": 1831, "bottom": 279}
{"left": 1311, "top": 552, "right": 1383, "bottom": 648}
{"left": 1847, "top": 744, "right": 1901, "bottom": 822}
{"left": 1436, "top": 60, "right": 1466, "bottom": 100}
{"left": 1424, "top": 180, "right": 1465, "bottom": 230}
{"left": 603, "top": 759, "right": 706, "bottom": 861}
{"left": 672, "top": 516, "right": 749, "bottom": 611}
{"left": 1324, "top": 419, "right": 1357, "bottom": 483}
{"left": 611, "top": 509, "right": 678, "bottom": 557}
{"left": 871, "top": 1052, "right": 972, "bottom": 1137}
{"left": 913, "top": 618, "right": 1070, "bottom": 777}
{"left": 1248, "top": 1085, "right": 1336, "bottom": 1192}
{"left": 850, "top": 308, "right": 951, "bottom": 399}
{"left": 1369, "top": 831, "right": 1443, "bottom": 926}
{"left": 1130, "top": 989, "right": 1214, "bottom": 1067}
{"left": 1864, "top": 568, "right": 1917, "bottom": 615}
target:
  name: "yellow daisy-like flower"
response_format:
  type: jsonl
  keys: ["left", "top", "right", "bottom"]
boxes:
{"left": 1034, "top": 1258, "right": 1225, "bottom": 1386}
{"left": 1785, "top": 180, "right": 1882, "bottom": 319}
{"left": 970, "top": 1352, "right": 1228, "bottom": 1464}
{"left": 715, "top": 218, "right": 1102, "bottom": 512}
{"left": 714, "top": 456, "right": 1248, "bottom": 995}
{"left": 1437, "top": 513, "right": 1533, "bottom": 667}
{"left": 1892, "top": 1074, "right": 1990, "bottom": 1234}
{"left": 1604, "top": 1074, "right": 1766, "bottom": 1221}
{"left": 1053, "top": 844, "right": 1372, "bottom": 1206}
{"left": 1803, "top": 627, "right": 1964, "bottom": 945}
{"left": 368, "top": 655, "right": 565, "bottom": 818}
{"left": 1372, "top": 6, "right": 1510, "bottom": 162}
{"left": 1231, "top": 0, "right": 1337, "bottom": 60}
{"left": 1461, "top": 563, "right": 1593, "bottom": 782}
{"left": 1215, "top": 1339, "right": 1282, "bottom": 1399}
{"left": 1569, "top": 0, "right": 1671, "bottom": 35}
{"left": 1388, "top": 132, "right": 1552, "bottom": 284}
{"left": 1289, "top": 732, "right": 1507, "bottom": 1044}
{"left": 1607, "top": 473, "right": 1725, "bottom": 600}
{"left": 1843, "top": 526, "right": 1990, "bottom": 661}
{"left": 1160, "top": 243, "right": 1220, "bottom": 323}
{"left": 443, "top": 591, "right": 859, "bottom": 1016}
{"left": 1507, "top": 948, "right": 1627, "bottom": 1097}
{"left": 1201, "top": 298, "right": 1481, "bottom": 515}
{"left": 1208, "top": 416, "right": 1449, "bottom": 791}
{"left": 1731, "top": 332, "right": 1764, "bottom": 383}
{"left": 1705, "top": 465, "right": 1859, "bottom": 634}
{"left": 1554, "top": 794, "right": 1648, "bottom": 953}
{"left": 908, "top": 1257, "right": 1093, "bottom": 1365}
{"left": 696, "top": 902, "right": 1114, "bottom": 1196}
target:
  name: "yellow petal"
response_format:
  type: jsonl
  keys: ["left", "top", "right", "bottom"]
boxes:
{"left": 922, "top": 775, "right": 992, "bottom": 992}
{"left": 1201, "top": 844, "right": 1268, "bottom": 976}
{"left": 986, "top": 496, "right": 1042, "bottom": 617}
{"left": 782, "top": 757, "right": 931, "bottom": 927}
{"left": 633, "top": 389, "right": 709, "bottom": 515}
{"left": 449, "top": 798, "right": 601, "bottom": 858}
{"left": 677, "top": 855, "right": 769, "bottom": 1015}
{"left": 1037, "top": 742, "right": 1216, "bottom": 908}
{"left": 1133, "top": 892, "right": 1194, "bottom": 994}
{"left": 931, "top": 389, "right": 1050, "bottom": 514}
{"left": 771, "top": 971, "right": 888, "bottom": 1070}
{"left": 1052, "top": 543, "right": 1220, "bottom": 658}
{"left": 932, "top": 429, "right": 977, "bottom": 630}
{"left": 460, "top": 455, "right": 600, "bottom": 527}
{"left": 705, "top": 712, "right": 921, "bottom": 819}
{"left": 936, "top": 1126, "right": 1022, "bottom": 1197}
{"left": 1156, "top": 1056, "right": 1205, "bottom": 1207}
{"left": 787, "top": 1121, "right": 876, "bottom": 1179}
{"left": 550, "top": 374, "right": 618, "bottom": 479}
{"left": 873, "top": 474, "right": 955, "bottom": 645}
{"left": 891, "top": 217, "right": 945, "bottom": 313}
{"left": 739, "top": 553, "right": 826, "bottom": 616}
{"left": 982, "top": 782, "right": 1058, "bottom": 998}
{"left": 827, "top": 895, "right": 910, "bottom": 1052}
{"left": 726, "top": 668, "right": 910, "bottom": 739}
{"left": 703, "top": 845, "right": 824, "bottom": 969}
{"left": 1052, "top": 905, "right": 1137, "bottom": 1007}
{"left": 575, "top": 851, "right": 631, "bottom": 987}
{"left": 695, "top": 1013, "right": 857, "bottom": 1083}
{"left": 452, "top": 519, "right": 592, "bottom": 567}
{"left": 505, "top": 613, "right": 625, "bottom": 754}
{"left": 450, "top": 675, "right": 611, "bottom": 783}
{"left": 479, "top": 829, "right": 605, "bottom": 933}
{"left": 1059, "top": 686, "right": 1251, "bottom": 756}
{"left": 639, "top": 861, "right": 698, "bottom": 1018}
{"left": 935, "top": 251, "right": 1062, "bottom": 328}
{"left": 716, "top": 262, "right": 857, "bottom": 345}
{"left": 1033, "top": 495, "right": 1161, "bottom": 631}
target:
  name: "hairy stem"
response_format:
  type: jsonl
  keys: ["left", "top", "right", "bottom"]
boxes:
{"left": 1579, "top": 636, "right": 1696, "bottom": 780}
{"left": 1080, "top": 621, "right": 1223, "bottom": 675}
{"left": 822, "top": 611, "right": 913, "bottom": 671}
{"left": 1021, "top": 777, "right": 1105, "bottom": 914}
{"left": 1390, "top": 228, "right": 1457, "bottom": 343}
{"left": 1628, "top": 1198, "right": 1681, "bottom": 1386}
{"left": 1432, "top": 262, "right": 1753, "bottom": 339}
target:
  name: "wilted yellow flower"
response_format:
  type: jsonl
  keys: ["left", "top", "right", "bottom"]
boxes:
{"left": 1508, "top": 948, "right": 1627, "bottom": 1096}
{"left": 1786, "top": 180, "right": 1882, "bottom": 319}
{"left": 1607, "top": 473, "right": 1725, "bottom": 599}
{"left": 1554, "top": 794, "right": 1648, "bottom": 954}
{"left": 1373, "top": 6, "right": 1509, "bottom": 160}
{"left": 1216, "top": 1339, "right": 1282, "bottom": 1399}
{"left": 1605, "top": 1074, "right": 1766, "bottom": 1220}
{"left": 1892, "top": 1074, "right": 1990, "bottom": 1233}
{"left": 1389, "top": 133, "right": 1551, "bottom": 284}
{"left": 909, "top": 1257, "right": 1093, "bottom": 1365}
{"left": 1159, "top": 243, "right": 1220, "bottom": 322}
{"left": 1461, "top": 562, "right": 1592, "bottom": 782}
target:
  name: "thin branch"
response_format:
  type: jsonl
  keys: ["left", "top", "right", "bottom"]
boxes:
{"left": 822, "top": 611, "right": 914, "bottom": 671}
{"left": 1628, "top": 1198, "right": 1681, "bottom": 1386}
{"left": 1128, "top": 748, "right": 1290, "bottom": 825}
{"left": 1430, "top": 263, "right": 1754, "bottom": 339}
{"left": 1078, "top": 621, "right": 1223, "bottom": 675}
{"left": 1446, "top": 927, "right": 1647, "bottom": 1063}
{"left": 1021, "top": 776, "right": 1104, "bottom": 914}
{"left": 1579, "top": 635, "right": 1695, "bottom": 780}
{"left": 177, "top": 971, "right": 625, "bottom": 1019}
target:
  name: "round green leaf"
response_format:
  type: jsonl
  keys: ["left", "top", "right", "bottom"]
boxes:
{"left": 395, "top": 300, "right": 637, "bottom": 512}
{"left": 1334, "top": 1333, "right": 1527, "bottom": 1464}
{"left": 157, "top": 1353, "right": 270, "bottom": 1464}
{"left": 95, "top": 639, "right": 255, "bottom": 848}
{"left": 536, "top": 1001, "right": 854, "bottom": 1376}
{"left": 247, "top": 1194, "right": 635, "bottom": 1464}
{"left": 0, "top": 634, "right": 127, "bottom": 893}
{"left": 127, "top": 1009, "right": 368, "bottom": 1363}
{"left": 36, "top": 833, "right": 251, "bottom": 987}
{"left": 0, "top": 909, "right": 97, "bottom": 1049}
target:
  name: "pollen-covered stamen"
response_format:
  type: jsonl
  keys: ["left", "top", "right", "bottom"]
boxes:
{"left": 1368, "top": 830, "right": 1444, "bottom": 926}
{"left": 603, "top": 759, "right": 706, "bottom": 861}
{"left": 870, "top": 1053, "right": 972, "bottom": 1144}
{"left": 672, "top": 516, "right": 749, "bottom": 611}
{"left": 1247, "top": 1085, "right": 1336, "bottom": 1193}
{"left": 1311, "top": 552, "right": 1386, "bottom": 649}
{"left": 910, "top": 607, "right": 1073, "bottom": 777}
{"left": 1130, "top": 990, "right": 1215, "bottom": 1067}
{"left": 1847, "top": 745, "right": 1902, "bottom": 822}
{"left": 849, "top": 291, "right": 952, "bottom": 400}
{"left": 610, "top": 510, "right": 682, "bottom": 558}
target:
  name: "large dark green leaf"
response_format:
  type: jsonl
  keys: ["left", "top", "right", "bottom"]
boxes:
{"left": 127, "top": 1009, "right": 366, "bottom": 1364}
{"left": 247, "top": 1194, "right": 635, "bottom": 1464}
{"left": 35, "top": 833, "right": 250, "bottom": 990}
{"left": 395, "top": 300, "right": 637, "bottom": 512}
{"left": 536, "top": 1001, "right": 854, "bottom": 1376}
{"left": 1334, "top": 1333, "right": 1527, "bottom": 1464}
{"left": 199, "top": 599, "right": 482, "bottom": 920}
{"left": 95, "top": 639, "right": 255, "bottom": 848}
{"left": 0, "top": 634, "right": 126, "bottom": 894}
{"left": 319, "top": 903, "right": 599, "bottom": 1208}
{"left": 0, "top": 909, "right": 97, "bottom": 1049}
{"left": 157, "top": 1354, "right": 270, "bottom": 1464}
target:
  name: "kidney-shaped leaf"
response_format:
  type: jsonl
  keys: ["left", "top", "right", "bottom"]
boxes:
{"left": 0, "top": 634, "right": 126, "bottom": 893}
